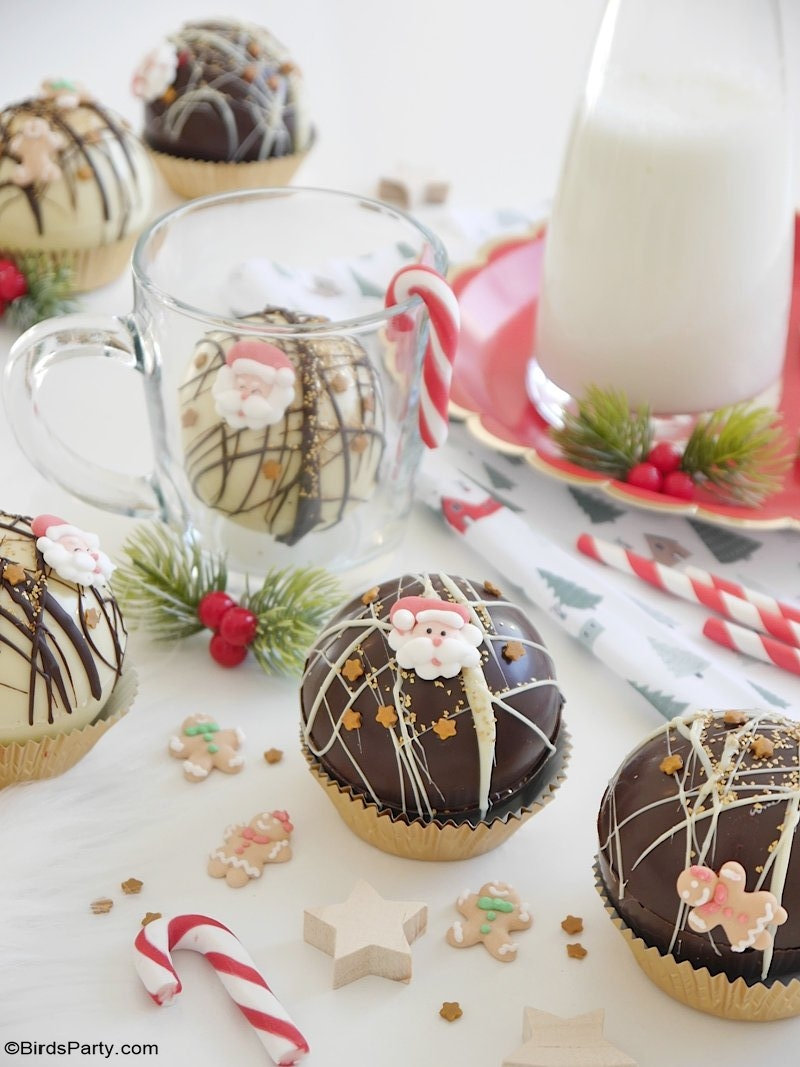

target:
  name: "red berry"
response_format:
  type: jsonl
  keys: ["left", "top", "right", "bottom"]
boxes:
{"left": 0, "top": 259, "right": 27, "bottom": 302}
{"left": 219, "top": 606, "right": 259, "bottom": 647}
{"left": 626, "top": 462, "right": 663, "bottom": 493}
{"left": 197, "top": 591, "right": 236, "bottom": 630}
{"left": 663, "top": 470, "right": 696, "bottom": 500}
{"left": 646, "top": 441, "right": 683, "bottom": 475}
{"left": 209, "top": 633, "right": 248, "bottom": 667}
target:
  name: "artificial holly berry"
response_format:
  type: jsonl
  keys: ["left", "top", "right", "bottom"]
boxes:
{"left": 209, "top": 633, "right": 248, "bottom": 668}
{"left": 0, "top": 259, "right": 27, "bottom": 303}
{"left": 626, "top": 462, "right": 663, "bottom": 493}
{"left": 197, "top": 590, "right": 236, "bottom": 630}
{"left": 663, "top": 470, "right": 696, "bottom": 500}
{"left": 219, "top": 606, "right": 259, "bottom": 647}
{"left": 646, "top": 441, "right": 683, "bottom": 475}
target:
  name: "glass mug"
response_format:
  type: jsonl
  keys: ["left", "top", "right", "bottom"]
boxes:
{"left": 4, "top": 187, "right": 448, "bottom": 575}
{"left": 529, "top": 0, "right": 793, "bottom": 426}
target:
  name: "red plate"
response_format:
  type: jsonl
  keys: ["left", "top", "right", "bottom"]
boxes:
{"left": 449, "top": 218, "right": 800, "bottom": 529}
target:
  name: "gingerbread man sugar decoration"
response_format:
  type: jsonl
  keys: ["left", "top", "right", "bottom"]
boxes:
{"left": 168, "top": 714, "right": 245, "bottom": 782}
{"left": 208, "top": 810, "right": 293, "bottom": 888}
{"left": 446, "top": 881, "right": 532, "bottom": 961}
{"left": 676, "top": 861, "right": 788, "bottom": 952}
{"left": 9, "top": 116, "right": 67, "bottom": 187}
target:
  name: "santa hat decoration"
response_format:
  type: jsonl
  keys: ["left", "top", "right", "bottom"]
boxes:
{"left": 31, "top": 514, "right": 100, "bottom": 548}
{"left": 389, "top": 596, "right": 472, "bottom": 633}
{"left": 225, "top": 340, "right": 295, "bottom": 386}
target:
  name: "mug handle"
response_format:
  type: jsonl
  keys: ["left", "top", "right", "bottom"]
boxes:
{"left": 4, "top": 312, "right": 166, "bottom": 518}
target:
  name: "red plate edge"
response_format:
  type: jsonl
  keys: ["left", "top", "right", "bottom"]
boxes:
{"left": 449, "top": 217, "right": 800, "bottom": 530}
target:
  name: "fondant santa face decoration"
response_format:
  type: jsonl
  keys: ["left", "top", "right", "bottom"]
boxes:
{"left": 212, "top": 339, "right": 296, "bottom": 432}
{"left": 31, "top": 514, "right": 114, "bottom": 588}
{"left": 387, "top": 596, "right": 483, "bottom": 680}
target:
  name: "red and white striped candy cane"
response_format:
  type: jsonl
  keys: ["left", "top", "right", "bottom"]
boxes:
{"left": 133, "top": 914, "right": 309, "bottom": 1066}
{"left": 576, "top": 534, "right": 800, "bottom": 650}
{"left": 386, "top": 264, "right": 460, "bottom": 449}
{"left": 703, "top": 617, "right": 800, "bottom": 678}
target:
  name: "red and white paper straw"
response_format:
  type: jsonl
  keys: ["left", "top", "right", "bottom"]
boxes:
{"left": 703, "top": 617, "right": 800, "bottom": 678}
{"left": 576, "top": 534, "right": 800, "bottom": 650}
{"left": 133, "top": 914, "right": 309, "bottom": 1065}
{"left": 386, "top": 264, "right": 460, "bottom": 449}
{"left": 684, "top": 565, "right": 800, "bottom": 626}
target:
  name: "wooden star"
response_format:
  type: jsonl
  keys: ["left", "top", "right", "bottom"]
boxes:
{"left": 342, "top": 709, "right": 362, "bottom": 732}
{"left": 304, "top": 880, "right": 427, "bottom": 988}
{"left": 502, "top": 640, "right": 526, "bottom": 663}
{"left": 181, "top": 408, "right": 198, "bottom": 428}
{"left": 502, "top": 1009, "right": 637, "bottom": 1067}
{"left": 4, "top": 562, "right": 27, "bottom": 586}
{"left": 84, "top": 608, "right": 101, "bottom": 630}
{"left": 659, "top": 754, "right": 683, "bottom": 775}
{"left": 376, "top": 704, "right": 398, "bottom": 728}
{"left": 342, "top": 658, "right": 364, "bottom": 682}
{"left": 560, "top": 914, "right": 583, "bottom": 935}
{"left": 261, "top": 460, "right": 283, "bottom": 480}
{"left": 751, "top": 735, "right": 775, "bottom": 760}
{"left": 432, "top": 716, "right": 457, "bottom": 740}
{"left": 121, "top": 877, "right": 143, "bottom": 895}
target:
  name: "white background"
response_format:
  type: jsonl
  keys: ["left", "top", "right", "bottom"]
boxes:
{"left": 2, "top": 3, "right": 800, "bottom": 1067}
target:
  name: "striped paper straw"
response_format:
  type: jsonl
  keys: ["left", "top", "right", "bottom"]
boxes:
{"left": 703, "top": 617, "right": 800, "bottom": 678}
{"left": 684, "top": 565, "right": 800, "bottom": 626}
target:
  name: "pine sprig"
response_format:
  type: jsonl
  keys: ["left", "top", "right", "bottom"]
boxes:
{"left": 112, "top": 524, "right": 228, "bottom": 641}
{"left": 551, "top": 385, "right": 653, "bottom": 477}
{"left": 681, "top": 404, "right": 790, "bottom": 507}
{"left": 245, "top": 567, "right": 342, "bottom": 676}
{"left": 5, "top": 254, "right": 79, "bottom": 331}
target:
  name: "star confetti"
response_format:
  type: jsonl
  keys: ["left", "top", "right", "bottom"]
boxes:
{"left": 263, "top": 748, "right": 284, "bottom": 764}
{"left": 502, "top": 1009, "right": 637, "bottom": 1067}
{"left": 560, "top": 915, "right": 583, "bottom": 935}
{"left": 376, "top": 705, "right": 398, "bottom": 728}
{"left": 566, "top": 943, "right": 587, "bottom": 959}
{"left": 4, "top": 562, "right": 27, "bottom": 586}
{"left": 342, "top": 709, "right": 362, "bottom": 731}
{"left": 502, "top": 641, "right": 526, "bottom": 663}
{"left": 439, "top": 1002, "right": 463, "bottom": 1022}
{"left": 261, "top": 460, "right": 283, "bottom": 480}
{"left": 84, "top": 608, "right": 101, "bottom": 630}
{"left": 141, "top": 912, "right": 162, "bottom": 926}
{"left": 659, "top": 754, "right": 683, "bottom": 775}
{"left": 342, "top": 658, "right": 364, "bottom": 682}
{"left": 90, "top": 898, "right": 114, "bottom": 915}
{"left": 304, "top": 880, "right": 427, "bottom": 988}
{"left": 750, "top": 735, "right": 775, "bottom": 760}
{"left": 121, "top": 877, "right": 143, "bottom": 895}
{"left": 433, "top": 716, "right": 457, "bottom": 740}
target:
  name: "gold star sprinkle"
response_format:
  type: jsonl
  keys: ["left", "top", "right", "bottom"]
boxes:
{"left": 361, "top": 586, "right": 380, "bottom": 605}
{"left": 751, "top": 735, "right": 775, "bottom": 760}
{"left": 331, "top": 372, "right": 350, "bottom": 393}
{"left": 264, "top": 748, "right": 284, "bottom": 764}
{"left": 566, "top": 943, "right": 587, "bottom": 960}
{"left": 121, "top": 878, "right": 143, "bottom": 895}
{"left": 84, "top": 608, "right": 101, "bottom": 630}
{"left": 163, "top": 86, "right": 176, "bottom": 104}
{"left": 659, "top": 754, "right": 683, "bottom": 775}
{"left": 4, "top": 563, "right": 26, "bottom": 586}
{"left": 376, "top": 705, "right": 398, "bottom": 728}
{"left": 194, "top": 352, "right": 208, "bottom": 369}
{"left": 342, "top": 658, "right": 364, "bottom": 682}
{"left": 439, "top": 1002, "right": 463, "bottom": 1022}
{"left": 90, "top": 898, "right": 114, "bottom": 915}
{"left": 433, "top": 717, "right": 457, "bottom": 740}
{"left": 502, "top": 641, "right": 526, "bottom": 663}
{"left": 141, "top": 912, "right": 162, "bottom": 926}
{"left": 560, "top": 915, "right": 583, "bottom": 935}
{"left": 351, "top": 434, "right": 369, "bottom": 453}
{"left": 484, "top": 580, "right": 502, "bottom": 597}
{"left": 342, "top": 709, "right": 362, "bottom": 732}
{"left": 724, "top": 710, "right": 748, "bottom": 726}
{"left": 181, "top": 408, "right": 198, "bottom": 428}
{"left": 261, "top": 460, "right": 283, "bottom": 480}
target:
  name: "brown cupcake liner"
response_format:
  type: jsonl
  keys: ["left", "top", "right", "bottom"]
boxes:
{"left": 302, "top": 728, "right": 570, "bottom": 861}
{"left": 0, "top": 666, "right": 138, "bottom": 789}
{"left": 148, "top": 149, "right": 310, "bottom": 199}
{"left": 594, "top": 860, "right": 800, "bottom": 1021}
{"left": 0, "top": 235, "right": 140, "bottom": 291}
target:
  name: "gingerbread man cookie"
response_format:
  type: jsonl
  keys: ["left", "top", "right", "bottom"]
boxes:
{"left": 446, "top": 881, "right": 532, "bottom": 961}
{"left": 677, "top": 861, "right": 788, "bottom": 952}
{"left": 10, "top": 116, "right": 66, "bottom": 186}
{"left": 168, "top": 714, "right": 244, "bottom": 782}
{"left": 208, "top": 810, "right": 293, "bottom": 888}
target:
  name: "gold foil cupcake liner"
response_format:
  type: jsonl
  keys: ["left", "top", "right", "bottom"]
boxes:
{"left": 594, "top": 860, "right": 800, "bottom": 1021}
{"left": 0, "top": 235, "right": 140, "bottom": 291}
{"left": 149, "top": 149, "right": 310, "bottom": 199}
{"left": 0, "top": 665, "right": 138, "bottom": 789}
{"left": 302, "top": 728, "right": 570, "bottom": 861}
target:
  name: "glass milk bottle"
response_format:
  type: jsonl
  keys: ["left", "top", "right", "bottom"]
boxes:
{"left": 529, "top": 0, "right": 794, "bottom": 424}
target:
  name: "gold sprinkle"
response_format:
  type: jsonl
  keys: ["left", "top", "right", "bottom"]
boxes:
{"left": 90, "top": 898, "right": 113, "bottom": 915}
{"left": 659, "top": 754, "right": 683, "bottom": 775}
{"left": 751, "top": 736, "right": 775, "bottom": 760}
{"left": 76, "top": 164, "right": 93, "bottom": 180}
{"left": 484, "top": 580, "right": 502, "bottom": 597}
{"left": 181, "top": 408, "right": 198, "bottom": 428}
{"left": 162, "top": 86, "right": 176, "bottom": 104}
{"left": 194, "top": 352, "right": 208, "bottom": 369}
{"left": 242, "top": 63, "right": 258, "bottom": 83}
{"left": 433, "top": 717, "right": 457, "bottom": 740}
{"left": 561, "top": 915, "right": 583, "bottom": 935}
{"left": 361, "top": 586, "right": 379, "bottom": 605}
{"left": 141, "top": 912, "right": 162, "bottom": 926}
{"left": 121, "top": 877, "right": 143, "bottom": 895}
{"left": 566, "top": 943, "right": 587, "bottom": 960}
{"left": 342, "top": 708, "right": 362, "bottom": 731}
{"left": 724, "top": 711, "right": 748, "bottom": 726}
{"left": 351, "top": 434, "right": 369, "bottom": 453}
{"left": 261, "top": 460, "right": 283, "bottom": 480}
{"left": 267, "top": 74, "right": 280, "bottom": 90}
{"left": 247, "top": 40, "right": 261, "bottom": 57}
{"left": 279, "top": 61, "right": 295, "bottom": 75}
{"left": 263, "top": 748, "right": 283, "bottom": 764}
{"left": 84, "top": 608, "right": 101, "bottom": 630}
{"left": 4, "top": 562, "right": 26, "bottom": 586}
{"left": 439, "top": 1002, "right": 462, "bottom": 1022}
{"left": 342, "top": 658, "right": 364, "bottom": 682}
{"left": 331, "top": 372, "right": 350, "bottom": 393}
{"left": 502, "top": 640, "right": 525, "bottom": 663}
{"left": 376, "top": 705, "right": 398, "bottom": 728}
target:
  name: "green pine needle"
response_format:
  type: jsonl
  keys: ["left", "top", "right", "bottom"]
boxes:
{"left": 681, "top": 404, "right": 790, "bottom": 507}
{"left": 5, "top": 254, "right": 79, "bottom": 332}
{"left": 551, "top": 385, "right": 653, "bottom": 477}
{"left": 112, "top": 524, "right": 228, "bottom": 641}
{"left": 245, "top": 567, "right": 343, "bottom": 676}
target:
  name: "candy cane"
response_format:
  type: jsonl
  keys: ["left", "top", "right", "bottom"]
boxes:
{"left": 386, "top": 264, "right": 460, "bottom": 449}
{"left": 133, "top": 914, "right": 309, "bottom": 1065}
